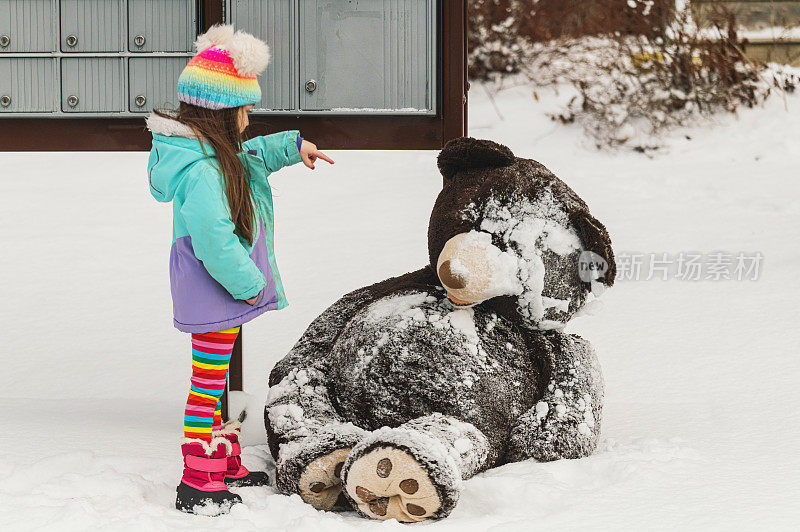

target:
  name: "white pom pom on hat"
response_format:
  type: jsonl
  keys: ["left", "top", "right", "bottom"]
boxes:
{"left": 193, "top": 23, "right": 271, "bottom": 78}
{"left": 228, "top": 29, "right": 271, "bottom": 77}
{"left": 193, "top": 23, "right": 234, "bottom": 53}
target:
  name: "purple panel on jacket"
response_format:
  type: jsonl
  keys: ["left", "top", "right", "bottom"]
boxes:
{"left": 169, "top": 220, "right": 279, "bottom": 333}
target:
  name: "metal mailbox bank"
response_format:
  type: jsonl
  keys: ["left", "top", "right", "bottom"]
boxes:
{"left": 1, "top": 0, "right": 467, "bottom": 416}
{"left": 0, "top": 0, "right": 468, "bottom": 150}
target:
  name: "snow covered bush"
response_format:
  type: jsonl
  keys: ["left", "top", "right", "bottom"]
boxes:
{"left": 468, "top": 0, "right": 672, "bottom": 80}
{"left": 539, "top": 4, "right": 797, "bottom": 148}
{"left": 468, "top": 0, "right": 535, "bottom": 80}
{"left": 473, "top": 0, "right": 797, "bottom": 148}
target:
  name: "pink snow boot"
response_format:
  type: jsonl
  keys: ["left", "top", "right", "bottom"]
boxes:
{"left": 176, "top": 437, "right": 243, "bottom": 515}
{"left": 216, "top": 421, "right": 271, "bottom": 487}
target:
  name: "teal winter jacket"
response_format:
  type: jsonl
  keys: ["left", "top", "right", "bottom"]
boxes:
{"left": 146, "top": 112, "right": 302, "bottom": 333}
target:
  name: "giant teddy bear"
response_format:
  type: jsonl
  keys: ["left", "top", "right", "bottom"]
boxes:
{"left": 264, "top": 137, "right": 616, "bottom": 522}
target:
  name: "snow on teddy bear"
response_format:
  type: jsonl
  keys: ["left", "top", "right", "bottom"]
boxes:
{"left": 264, "top": 137, "right": 616, "bottom": 522}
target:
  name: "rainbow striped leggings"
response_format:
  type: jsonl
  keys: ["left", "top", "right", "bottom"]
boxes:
{"left": 184, "top": 327, "right": 239, "bottom": 441}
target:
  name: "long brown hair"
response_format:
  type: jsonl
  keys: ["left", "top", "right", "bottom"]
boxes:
{"left": 155, "top": 102, "right": 255, "bottom": 245}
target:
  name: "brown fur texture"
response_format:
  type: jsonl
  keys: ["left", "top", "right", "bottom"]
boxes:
{"left": 265, "top": 138, "right": 613, "bottom": 521}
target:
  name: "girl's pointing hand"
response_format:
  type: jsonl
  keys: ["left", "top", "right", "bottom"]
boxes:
{"left": 300, "top": 139, "right": 335, "bottom": 170}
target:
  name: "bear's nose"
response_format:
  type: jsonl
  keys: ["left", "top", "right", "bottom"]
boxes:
{"left": 436, "top": 232, "right": 496, "bottom": 307}
{"left": 437, "top": 260, "right": 467, "bottom": 290}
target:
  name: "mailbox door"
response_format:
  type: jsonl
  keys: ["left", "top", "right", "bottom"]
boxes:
{"left": 0, "top": 58, "right": 56, "bottom": 112}
{"left": 0, "top": 0, "right": 55, "bottom": 53}
{"left": 228, "top": 0, "right": 295, "bottom": 111}
{"left": 61, "top": 58, "right": 124, "bottom": 112}
{"left": 128, "top": 0, "right": 195, "bottom": 52}
{"left": 129, "top": 57, "right": 187, "bottom": 112}
{"left": 299, "top": 0, "right": 433, "bottom": 112}
{"left": 60, "top": 0, "right": 123, "bottom": 52}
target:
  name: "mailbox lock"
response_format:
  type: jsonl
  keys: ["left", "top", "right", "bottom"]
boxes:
{"left": 135, "top": 95, "right": 147, "bottom": 108}
{"left": 0, "top": 95, "right": 10, "bottom": 107}
{"left": 305, "top": 79, "right": 317, "bottom": 93}
{"left": 134, "top": 35, "right": 146, "bottom": 47}
{"left": 0, "top": 35, "right": 10, "bottom": 48}
{"left": 67, "top": 95, "right": 79, "bottom": 108}
{"left": 66, "top": 34, "right": 78, "bottom": 47}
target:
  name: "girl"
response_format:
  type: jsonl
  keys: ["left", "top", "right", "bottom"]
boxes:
{"left": 145, "top": 24, "right": 333, "bottom": 515}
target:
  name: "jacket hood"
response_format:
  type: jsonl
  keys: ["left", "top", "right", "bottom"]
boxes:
{"left": 146, "top": 112, "right": 215, "bottom": 203}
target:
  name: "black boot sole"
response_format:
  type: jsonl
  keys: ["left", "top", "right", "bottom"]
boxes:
{"left": 175, "top": 482, "right": 242, "bottom": 516}
{"left": 225, "top": 470, "right": 271, "bottom": 488}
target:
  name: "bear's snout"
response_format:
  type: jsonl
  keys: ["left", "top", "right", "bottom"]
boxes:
{"left": 436, "top": 232, "right": 506, "bottom": 308}
{"left": 436, "top": 231, "right": 523, "bottom": 308}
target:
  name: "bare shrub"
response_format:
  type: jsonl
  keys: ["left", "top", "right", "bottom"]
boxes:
{"left": 468, "top": 0, "right": 673, "bottom": 80}
{"left": 546, "top": 3, "right": 796, "bottom": 148}
{"left": 468, "top": 0, "right": 531, "bottom": 79}
{"left": 478, "top": 1, "right": 798, "bottom": 149}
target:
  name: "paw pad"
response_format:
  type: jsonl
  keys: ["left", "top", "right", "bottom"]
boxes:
{"left": 345, "top": 446, "right": 441, "bottom": 522}
{"left": 355, "top": 486, "right": 378, "bottom": 502}
{"left": 376, "top": 458, "right": 392, "bottom": 477}
{"left": 400, "top": 479, "right": 419, "bottom": 494}
{"left": 298, "top": 447, "right": 352, "bottom": 511}
{"left": 369, "top": 499, "right": 389, "bottom": 516}
{"left": 406, "top": 503, "right": 426, "bottom": 516}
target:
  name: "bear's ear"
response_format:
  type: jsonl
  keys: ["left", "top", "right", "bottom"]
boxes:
{"left": 437, "top": 137, "right": 516, "bottom": 181}
{"left": 569, "top": 211, "right": 617, "bottom": 287}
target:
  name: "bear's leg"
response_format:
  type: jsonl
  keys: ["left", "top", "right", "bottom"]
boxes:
{"left": 507, "top": 332, "right": 604, "bottom": 462}
{"left": 341, "top": 413, "right": 491, "bottom": 522}
{"left": 276, "top": 423, "right": 366, "bottom": 511}
{"left": 267, "top": 367, "right": 367, "bottom": 510}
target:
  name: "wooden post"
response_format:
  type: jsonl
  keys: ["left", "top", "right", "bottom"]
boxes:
{"left": 200, "top": 0, "right": 225, "bottom": 33}
{"left": 222, "top": 326, "right": 244, "bottom": 422}
{"left": 441, "top": 0, "right": 469, "bottom": 140}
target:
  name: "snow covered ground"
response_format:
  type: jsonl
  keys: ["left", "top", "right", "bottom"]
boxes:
{"left": 1, "top": 79, "right": 799, "bottom": 530}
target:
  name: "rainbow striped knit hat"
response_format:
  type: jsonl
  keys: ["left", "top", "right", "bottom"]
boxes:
{"left": 177, "top": 24, "right": 270, "bottom": 109}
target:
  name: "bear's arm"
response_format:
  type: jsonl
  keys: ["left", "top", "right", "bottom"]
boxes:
{"left": 507, "top": 330, "right": 604, "bottom": 462}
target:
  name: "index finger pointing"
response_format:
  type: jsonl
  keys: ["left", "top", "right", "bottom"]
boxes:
{"left": 315, "top": 151, "right": 335, "bottom": 165}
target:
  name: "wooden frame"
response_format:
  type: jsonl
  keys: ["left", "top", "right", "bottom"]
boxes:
{"left": 0, "top": 0, "right": 468, "bottom": 151}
